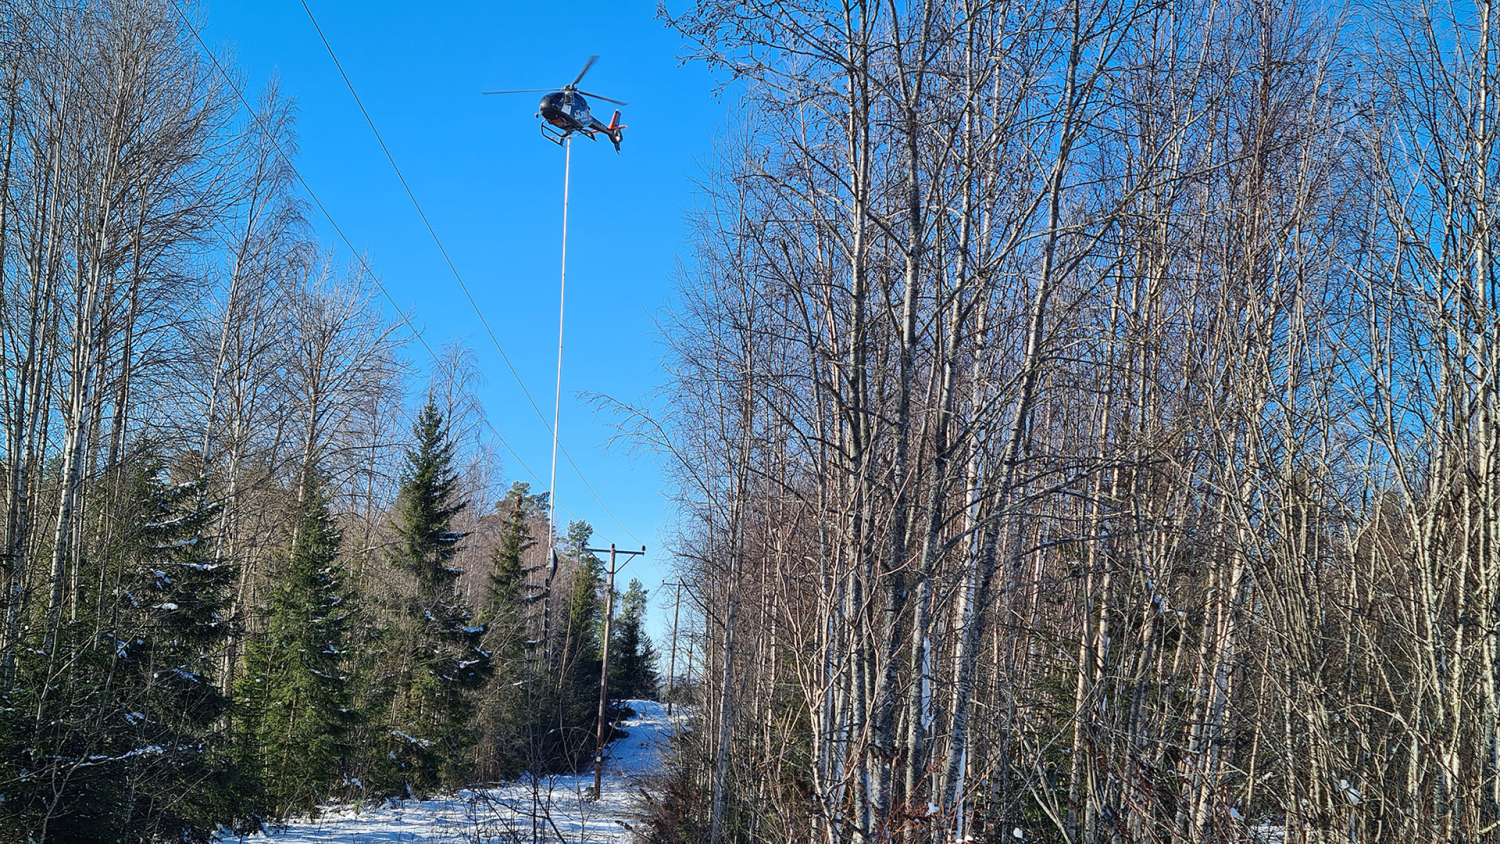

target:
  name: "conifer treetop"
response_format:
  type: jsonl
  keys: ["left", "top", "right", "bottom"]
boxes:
{"left": 393, "top": 400, "right": 470, "bottom": 590}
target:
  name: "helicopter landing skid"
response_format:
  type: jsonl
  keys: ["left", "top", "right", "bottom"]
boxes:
{"left": 541, "top": 123, "right": 572, "bottom": 146}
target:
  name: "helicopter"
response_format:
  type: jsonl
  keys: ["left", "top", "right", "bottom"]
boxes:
{"left": 485, "top": 55, "right": 628, "bottom": 152}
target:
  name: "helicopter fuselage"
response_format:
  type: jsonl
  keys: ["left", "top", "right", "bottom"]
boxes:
{"left": 538, "top": 91, "right": 588, "bottom": 130}
{"left": 537, "top": 91, "right": 622, "bottom": 151}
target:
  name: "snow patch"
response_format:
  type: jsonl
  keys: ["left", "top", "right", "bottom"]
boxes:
{"left": 222, "top": 699, "right": 684, "bottom": 843}
{"left": 390, "top": 729, "right": 432, "bottom": 748}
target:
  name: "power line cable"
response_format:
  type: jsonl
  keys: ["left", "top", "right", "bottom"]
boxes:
{"left": 295, "top": 0, "right": 642, "bottom": 544}
{"left": 297, "top": 0, "right": 550, "bottom": 432}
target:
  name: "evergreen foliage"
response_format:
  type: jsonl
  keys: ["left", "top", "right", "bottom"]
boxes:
{"left": 610, "top": 578, "right": 660, "bottom": 701}
{"left": 472, "top": 482, "right": 544, "bottom": 780}
{"left": 547, "top": 520, "right": 603, "bottom": 767}
{"left": 377, "top": 401, "right": 491, "bottom": 795}
{"left": 111, "top": 467, "right": 236, "bottom": 840}
{"left": 234, "top": 485, "right": 356, "bottom": 820}
{"left": 6, "top": 460, "right": 235, "bottom": 842}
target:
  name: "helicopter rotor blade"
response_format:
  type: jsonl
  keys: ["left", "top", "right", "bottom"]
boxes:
{"left": 482, "top": 88, "right": 555, "bottom": 95}
{"left": 576, "top": 90, "right": 627, "bottom": 105}
{"left": 571, "top": 55, "right": 599, "bottom": 87}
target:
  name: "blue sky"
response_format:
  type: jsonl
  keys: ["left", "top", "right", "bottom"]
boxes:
{"left": 201, "top": 1, "right": 723, "bottom": 637}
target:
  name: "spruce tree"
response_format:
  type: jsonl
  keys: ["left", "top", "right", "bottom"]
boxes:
{"left": 485, "top": 482, "right": 543, "bottom": 628}
{"left": 48, "top": 463, "right": 236, "bottom": 841}
{"left": 473, "top": 482, "right": 544, "bottom": 780}
{"left": 235, "top": 485, "right": 356, "bottom": 819}
{"left": 610, "top": 578, "right": 660, "bottom": 701}
{"left": 379, "top": 400, "right": 491, "bottom": 795}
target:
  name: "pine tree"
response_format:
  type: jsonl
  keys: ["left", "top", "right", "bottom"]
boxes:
{"left": 610, "top": 578, "right": 660, "bottom": 701}
{"left": 378, "top": 400, "right": 491, "bottom": 795}
{"left": 235, "top": 485, "right": 356, "bottom": 819}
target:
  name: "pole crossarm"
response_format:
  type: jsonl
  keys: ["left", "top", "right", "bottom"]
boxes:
{"left": 584, "top": 546, "right": 647, "bottom": 560}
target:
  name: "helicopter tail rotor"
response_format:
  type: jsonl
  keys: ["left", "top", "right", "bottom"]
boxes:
{"left": 606, "top": 110, "right": 626, "bottom": 153}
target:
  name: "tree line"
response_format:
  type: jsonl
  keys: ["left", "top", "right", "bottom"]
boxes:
{"left": 0, "top": 1, "right": 657, "bottom": 840}
{"left": 644, "top": 0, "right": 1500, "bottom": 842}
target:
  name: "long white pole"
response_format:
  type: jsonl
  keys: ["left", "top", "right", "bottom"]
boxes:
{"left": 547, "top": 137, "right": 570, "bottom": 573}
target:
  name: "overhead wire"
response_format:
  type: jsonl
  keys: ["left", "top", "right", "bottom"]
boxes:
{"left": 297, "top": 0, "right": 549, "bottom": 433}
{"left": 171, "top": 1, "right": 586, "bottom": 525}
{"left": 295, "top": 0, "right": 641, "bottom": 546}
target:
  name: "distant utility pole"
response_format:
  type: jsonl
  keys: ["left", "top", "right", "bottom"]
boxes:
{"left": 665, "top": 579, "right": 684, "bottom": 716}
{"left": 586, "top": 542, "right": 646, "bottom": 800}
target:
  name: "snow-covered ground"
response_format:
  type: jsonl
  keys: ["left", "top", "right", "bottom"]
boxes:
{"left": 221, "top": 700, "right": 679, "bottom": 844}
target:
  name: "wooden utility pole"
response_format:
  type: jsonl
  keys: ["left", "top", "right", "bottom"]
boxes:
{"left": 587, "top": 542, "right": 646, "bottom": 799}
{"left": 666, "top": 578, "right": 683, "bottom": 716}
